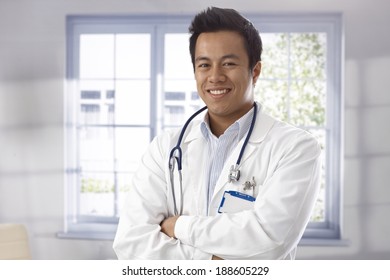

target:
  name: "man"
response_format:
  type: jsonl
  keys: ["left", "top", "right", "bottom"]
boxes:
{"left": 113, "top": 7, "right": 321, "bottom": 260}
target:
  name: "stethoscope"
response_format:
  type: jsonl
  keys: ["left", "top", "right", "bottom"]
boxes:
{"left": 168, "top": 102, "right": 258, "bottom": 216}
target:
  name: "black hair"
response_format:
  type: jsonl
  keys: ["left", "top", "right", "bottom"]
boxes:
{"left": 189, "top": 7, "right": 262, "bottom": 71}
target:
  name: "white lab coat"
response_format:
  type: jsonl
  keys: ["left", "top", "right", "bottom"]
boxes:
{"left": 113, "top": 108, "right": 322, "bottom": 260}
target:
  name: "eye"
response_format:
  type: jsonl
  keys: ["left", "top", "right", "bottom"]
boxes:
{"left": 223, "top": 62, "right": 237, "bottom": 67}
{"left": 197, "top": 63, "right": 210, "bottom": 68}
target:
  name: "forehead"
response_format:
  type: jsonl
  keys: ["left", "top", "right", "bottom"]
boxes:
{"left": 195, "top": 31, "right": 247, "bottom": 59}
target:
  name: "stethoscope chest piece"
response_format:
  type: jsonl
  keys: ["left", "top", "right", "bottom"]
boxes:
{"left": 228, "top": 164, "right": 241, "bottom": 183}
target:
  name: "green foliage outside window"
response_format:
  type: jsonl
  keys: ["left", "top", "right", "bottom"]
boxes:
{"left": 81, "top": 177, "right": 130, "bottom": 193}
{"left": 256, "top": 33, "right": 326, "bottom": 128}
{"left": 255, "top": 33, "right": 327, "bottom": 222}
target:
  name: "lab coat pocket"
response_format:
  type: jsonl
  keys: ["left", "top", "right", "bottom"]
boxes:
{"left": 218, "top": 191, "right": 256, "bottom": 213}
{"left": 236, "top": 177, "right": 260, "bottom": 198}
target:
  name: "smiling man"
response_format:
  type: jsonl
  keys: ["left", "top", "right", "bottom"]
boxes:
{"left": 113, "top": 7, "right": 322, "bottom": 260}
{"left": 193, "top": 30, "right": 261, "bottom": 137}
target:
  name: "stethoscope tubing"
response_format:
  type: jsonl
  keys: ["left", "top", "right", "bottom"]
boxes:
{"left": 169, "top": 106, "right": 207, "bottom": 171}
{"left": 168, "top": 106, "right": 207, "bottom": 216}
{"left": 236, "top": 102, "right": 257, "bottom": 166}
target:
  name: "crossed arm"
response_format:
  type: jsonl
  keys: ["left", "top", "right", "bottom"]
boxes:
{"left": 160, "top": 216, "right": 223, "bottom": 260}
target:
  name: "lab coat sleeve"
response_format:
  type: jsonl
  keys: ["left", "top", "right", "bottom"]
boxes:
{"left": 174, "top": 129, "right": 322, "bottom": 259}
{"left": 113, "top": 134, "right": 211, "bottom": 260}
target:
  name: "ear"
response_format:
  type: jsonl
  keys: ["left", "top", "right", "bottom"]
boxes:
{"left": 252, "top": 61, "right": 262, "bottom": 85}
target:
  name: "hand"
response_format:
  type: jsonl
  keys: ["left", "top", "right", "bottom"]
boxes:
{"left": 160, "top": 216, "right": 179, "bottom": 238}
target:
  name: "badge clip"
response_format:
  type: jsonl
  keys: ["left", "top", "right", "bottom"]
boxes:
{"left": 243, "top": 176, "right": 256, "bottom": 191}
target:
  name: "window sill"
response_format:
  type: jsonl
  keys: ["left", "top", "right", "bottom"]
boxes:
{"left": 299, "top": 238, "right": 350, "bottom": 247}
{"left": 57, "top": 231, "right": 115, "bottom": 241}
{"left": 57, "top": 231, "right": 350, "bottom": 248}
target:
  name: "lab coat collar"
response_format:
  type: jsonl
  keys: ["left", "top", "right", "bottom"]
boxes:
{"left": 183, "top": 115, "right": 206, "bottom": 144}
{"left": 183, "top": 102, "right": 275, "bottom": 145}
{"left": 248, "top": 110, "right": 276, "bottom": 143}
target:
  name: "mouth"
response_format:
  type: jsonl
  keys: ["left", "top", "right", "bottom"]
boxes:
{"left": 207, "top": 88, "right": 231, "bottom": 97}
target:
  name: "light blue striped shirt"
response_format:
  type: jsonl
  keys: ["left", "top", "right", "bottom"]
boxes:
{"left": 200, "top": 105, "right": 256, "bottom": 210}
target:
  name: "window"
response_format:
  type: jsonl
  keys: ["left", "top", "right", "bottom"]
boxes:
{"left": 63, "top": 14, "right": 342, "bottom": 241}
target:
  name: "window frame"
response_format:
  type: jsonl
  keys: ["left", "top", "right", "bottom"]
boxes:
{"left": 248, "top": 14, "right": 344, "bottom": 241}
{"left": 61, "top": 13, "right": 343, "bottom": 243}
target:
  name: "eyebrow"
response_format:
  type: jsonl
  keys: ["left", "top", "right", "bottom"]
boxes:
{"left": 195, "top": 54, "right": 240, "bottom": 63}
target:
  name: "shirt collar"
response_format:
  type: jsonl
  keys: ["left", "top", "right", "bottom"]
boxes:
{"left": 200, "top": 103, "right": 257, "bottom": 141}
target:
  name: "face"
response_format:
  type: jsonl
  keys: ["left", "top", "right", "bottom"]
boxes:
{"left": 194, "top": 31, "right": 261, "bottom": 124}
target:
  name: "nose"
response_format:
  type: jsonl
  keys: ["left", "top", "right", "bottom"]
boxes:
{"left": 208, "top": 65, "right": 226, "bottom": 83}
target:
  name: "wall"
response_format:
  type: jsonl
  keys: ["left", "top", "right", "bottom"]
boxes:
{"left": 0, "top": 0, "right": 389, "bottom": 259}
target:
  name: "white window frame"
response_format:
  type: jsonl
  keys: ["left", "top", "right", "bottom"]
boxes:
{"left": 61, "top": 14, "right": 343, "bottom": 243}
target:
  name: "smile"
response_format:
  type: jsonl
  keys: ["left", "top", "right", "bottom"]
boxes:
{"left": 207, "top": 88, "right": 231, "bottom": 95}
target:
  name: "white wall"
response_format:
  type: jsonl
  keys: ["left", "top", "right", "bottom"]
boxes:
{"left": 0, "top": 0, "right": 389, "bottom": 259}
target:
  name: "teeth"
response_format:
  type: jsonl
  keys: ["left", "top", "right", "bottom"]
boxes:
{"left": 209, "top": 89, "right": 228, "bottom": 95}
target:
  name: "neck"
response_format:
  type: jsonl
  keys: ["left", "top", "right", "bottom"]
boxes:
{"left": 208, "top": 118, "right": 233, "bottom": 138}
{"left": 208, "top": 103, "right": 255, "bottom": 138}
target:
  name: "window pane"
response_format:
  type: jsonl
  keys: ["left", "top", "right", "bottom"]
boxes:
{"left": 164, "top": 33, "right": 193, "bottom": 79}
{"left": 115, "top": 127, "right": 150, "bottom": 172}
{"left": 79, "top": 80, "right": 115, "bottom": 125}
{"left": 290, "top": 80, "right": 326, "bottom": 127}
{"left": 115, "top": 34, "right": 151, "bottom": 79}
{"left": 79, "top": 126, "right": 114, "bottom": 172}
{"left": 80, "top": 34, "right": 114, "bottom": 79}
{"left": 116, "top": 173, "right": 133, "bottom": 217}
{"left": 163, "top": 80, "right": 201, "bottom": 127}
{"left": 114, "top": 80, "right": 150, "bottom": 125}
{"left": 79, "top": 172, "right": 114, "bottom": 217}
{"left": 290, "top": 33, "right": 326, "bottom": 79}
{"left": 308, "top": 128, "right": 326, "bottom": 222}
{"left": 164, "top": 105, "right": 185, "bottom": 126}
{"left": 256, "top": 32, "right": 327, "bottom": 224}
{"left": 163, "top": 33, "right": 201, "bottom": 128}
{"left": 79, "top": 127, "right": 150, "bottom": 218}
{"left": 255, "top": 80, "right": 289, "bottom": 122}
{"left": 165, "top": 91, "right": 186, "bottom": 101}
{"left": 261, "top": 33, "right": 288, "bottom": 79}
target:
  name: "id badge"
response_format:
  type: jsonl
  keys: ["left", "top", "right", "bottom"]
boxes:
{"left": 218, "top": 191, "right": 256, "bottom": 213}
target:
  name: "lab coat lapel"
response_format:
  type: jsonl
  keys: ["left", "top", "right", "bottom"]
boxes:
{"left": 210, "top": 112, "right": 276, "bottom": 202}
{"left": 182, "top": 121, "right": 208, "bottom": 215}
